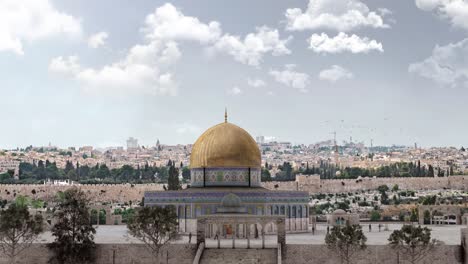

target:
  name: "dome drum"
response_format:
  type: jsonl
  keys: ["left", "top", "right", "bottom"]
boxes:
{"left": 191, "top": 167, "right": 261, "bottom": 187}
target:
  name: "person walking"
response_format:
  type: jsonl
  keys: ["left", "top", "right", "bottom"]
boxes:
{"left": 189, "top": 232, "right": 192, "bottom": 243}
{"left": 369, "top": 224, "right": 372, "bottom": 232}
{"left": 312, "top": 226, "right": 315, "bottom": 235}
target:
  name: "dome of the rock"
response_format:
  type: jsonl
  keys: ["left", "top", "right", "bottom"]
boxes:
{"left": 190, "top": 122, "right": 261, "bottom": 169}
{"left": 189, "top": 112, "right": 262, "bottom": 188}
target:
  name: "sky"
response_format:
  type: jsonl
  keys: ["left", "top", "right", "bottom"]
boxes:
{"left": 1, "top": 0, "right": 468, "bottom": 149}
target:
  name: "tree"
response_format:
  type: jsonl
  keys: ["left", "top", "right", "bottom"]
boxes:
{"left": 0, "top": 204, "right": 43, "bottom": 264}
{"left": 127, "top": 206, "right": 178, "bottom": 261}
{"left": 14, "top": 195, "right": 30, "bottom": 208}
{"left": 48, "top": 188, "right": 96, "bottom": 264}
{"left": 377, "top": 185, "right": 389, "bottom": 205}
{"left": 31, "top": 199, "right": 44, "bottom": 212}
{"left": 261, "top": 168, "right": 271, "bottom": 182}
{"left": 66, "top": 170, "right": 78, "bottom": 181}
{"left": 370, "top": 210, "right": 381, "bottom": 221}
{"left": 181, "top": 167, "right": 190, "bottom": 181}
{"left": 167, "top": 165, "right": 180, "bottom": 190}
{"left": 325, "top": 225, "right": 367, "bottom": 264}
{"left": 388, "top": 225, "right": 438, "bottom": 264}
{"left": 428, "top": 165, "right": 434, "bottom": 177}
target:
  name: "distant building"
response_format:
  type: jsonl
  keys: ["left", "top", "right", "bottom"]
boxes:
{"left": 44, "top": 179, "right": 78, "bottom": 186}
{"left": 127, "top": 137, "right": 139, "bottom": 150}
{"left": 0, "top": 160, "right": 20, "bottom": 178}
{"left": 256, "top": 136, "right": 265, "bottom": 144}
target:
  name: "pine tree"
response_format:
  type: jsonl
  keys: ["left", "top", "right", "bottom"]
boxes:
{"left": 167, "top": 165, "right": 181, "bottom": 190}
{"left": 417, "top": 160, "right": 421, "bottom": 177}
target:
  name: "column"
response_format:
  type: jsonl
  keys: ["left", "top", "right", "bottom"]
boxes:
{"left": 247, "top": 224, "right": 250, "bottom": 249}
{"left": 217, "top": 223, "right": 221, "bottom": 249}
{"left": 184, "top": 205, "right": 187, "bottom": 233}
{"left": 262, "top": 227, "right": 265, "bottom": 249}
{"left": 277, "top": 218, "right": 286, "bottom": 248}
{"left": 196, "top": 218, "right": 206, "bottom": 246}
{"left": 232, "top": 224, "right": 236, "bottom": 249}
{"left": 418, "top": 208, "right": 424, "bottom": 225}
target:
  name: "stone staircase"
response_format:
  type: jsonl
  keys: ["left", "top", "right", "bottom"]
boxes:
{"left": 199, "top": 249, "right": 277, "bottom": 264}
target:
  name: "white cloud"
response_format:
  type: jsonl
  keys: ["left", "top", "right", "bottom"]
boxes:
{"left": 308, "top": 32, "right": 383, "bottom": 54}
{"left": 48, "top": 56, "right": 81, "bottom": 76}
{"left": 415, "top": 0, "right": 468, "bottom": 30}
{"left": 88, "top": 32, "right": 108, "bottom": 48}
{"left": 213, "top": 26, "right": 292, "bottom": 66}
{"left": 247, "top": 78, "right": 266, "bottom": 88}
{"left": 49, "top": 3, "right": 290, "bottom": 96}
{"left": 319, "top": 65, "right": 354, "bottom": 82}
{"left": 49, "top": 3, "right": 223, "bottom": 96}
{"left": 0, "top": 0, "right": 82, "bottom": 55}
{"left": 377, "top": 8, "right": 393, "bottom": 16}
{"left": 49, "top": 41, "right": 180, "bottom": 96}
{"left": 269, "top": 64, "right": 310, "bottom": 93}
{"left": 144, "top": 4, "right": 291, "bottom": 67}
{"left": 143, "top": 3, "right": 221, "bottom": 43}
{"left": 227, "top": 86, "right": 243, "bottom": 95}
{"left": 285, "top": 0, "right": 388, "bottom": 32}
{"left": 409, "top": 38, "right": 468, "bottom": 87}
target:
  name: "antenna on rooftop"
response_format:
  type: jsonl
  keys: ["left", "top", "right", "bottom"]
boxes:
{"left": 224, "top": 107, "right": 228, "bottom": 123}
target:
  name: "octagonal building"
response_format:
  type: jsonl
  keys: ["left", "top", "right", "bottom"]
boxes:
{"left": 144, "top": 113, "right": 309, "bottom": 235}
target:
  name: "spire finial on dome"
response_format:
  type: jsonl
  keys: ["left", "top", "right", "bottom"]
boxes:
{"left": 224, "top": 107, "right": 228, "bottom": 123}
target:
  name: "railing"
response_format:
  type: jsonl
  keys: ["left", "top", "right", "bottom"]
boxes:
{"left": 192, "top": 242, "right": 205, "bottom": 264}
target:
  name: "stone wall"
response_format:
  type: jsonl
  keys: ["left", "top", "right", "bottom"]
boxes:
{"left": 283, "top": 244, "right": 462, "bottom": 264}
{"left": 0, "top": 244, "right": 197, "bottom": 264}
{"left": 0, "top": 243, "right": 462, "bottom": 264}
{"left": 0, "top": 183, "right": 167, "bottom": 203}
{"left": 200, "top": 249, "right": 276, "bottom": 264}
{"left": 0, "top": 175, "right": 467, "bottom": 204}
{"left": 263, "top": 175, "right": 468, "bottom": 194}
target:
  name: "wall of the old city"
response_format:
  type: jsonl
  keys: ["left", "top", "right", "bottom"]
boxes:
{"left": 263, "top": 175, "right": 468, "bottom": 194}
{"left": 0, "top": 175, "right": 467, "bottom": 204}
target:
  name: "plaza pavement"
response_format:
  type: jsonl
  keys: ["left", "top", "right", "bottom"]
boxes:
{"left": 36, "top": 223, "right": 464, "bottom": 247}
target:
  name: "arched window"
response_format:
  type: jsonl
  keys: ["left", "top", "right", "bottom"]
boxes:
{"left": 280, "top": 205, "right": 285, "bottom": 215}
{"left": 292, "top": 205, "right": 296, "bottom": 218}
{"left": 178, "top": 206, "right": 183, "bottom": 218}
{"left": 274, "top": 205, "right": 279, "bottom": 215}
{"left": 195, "top": 205, "right": 202, "bottom": 217}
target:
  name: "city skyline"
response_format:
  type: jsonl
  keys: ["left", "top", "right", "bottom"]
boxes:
{"left": 2, "top": 0, "right": 468, "bottom": 149}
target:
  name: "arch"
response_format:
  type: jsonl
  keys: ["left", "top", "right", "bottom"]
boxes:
{"left": 98, "top": 209, "right": 106, "bottom": 225}
{"left": 90, "top": 209, "right": 98, "bottom": 225}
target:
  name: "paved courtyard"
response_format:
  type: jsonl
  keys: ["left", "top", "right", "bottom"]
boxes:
{"left": 37, "top": 223, "right": 465, "bottom": 246}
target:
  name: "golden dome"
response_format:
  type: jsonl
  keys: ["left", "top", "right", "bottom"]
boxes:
{"left": 190, "top": 122, "right": 261, "bottom": 169}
